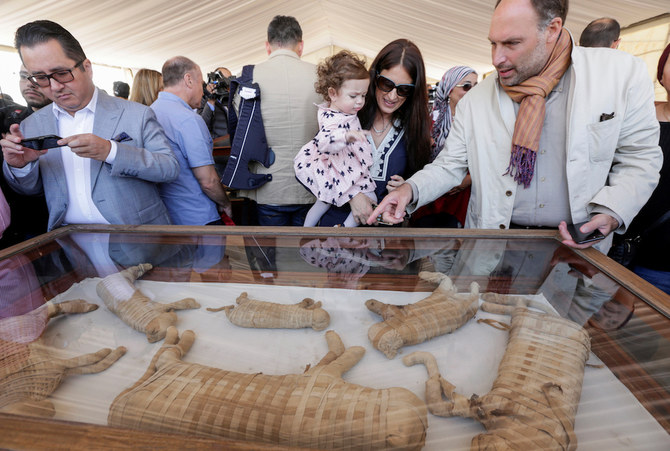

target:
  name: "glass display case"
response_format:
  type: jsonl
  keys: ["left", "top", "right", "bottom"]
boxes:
{"left": 1, "top": 225, "right": 668, "bottom": 450}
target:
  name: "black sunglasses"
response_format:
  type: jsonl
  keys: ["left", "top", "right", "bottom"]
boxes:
{"left": 375, "top": 73, "right": 415, "bottom": 97}
{"left": 454, "top": 81, "right": 475, "bottom": 92}
{"left": 27, "top": 60, "right": 85, "bottom": 88}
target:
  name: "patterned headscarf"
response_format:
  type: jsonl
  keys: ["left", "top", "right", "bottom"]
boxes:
{"left": 430, "top": 66, "right": 476, "bottom": 161}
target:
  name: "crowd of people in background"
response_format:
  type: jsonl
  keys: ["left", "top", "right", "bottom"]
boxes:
{"left": 0, "top": 0, "right": 668, "bottom": 294}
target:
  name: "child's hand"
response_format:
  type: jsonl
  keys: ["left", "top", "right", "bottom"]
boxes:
{"left": 345, "top": 130, "right": 371, "bottom": 143}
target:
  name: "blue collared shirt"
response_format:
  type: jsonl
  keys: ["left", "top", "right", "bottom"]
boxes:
{"left": 151, "top": 91, "right": 218, "bottom": 225}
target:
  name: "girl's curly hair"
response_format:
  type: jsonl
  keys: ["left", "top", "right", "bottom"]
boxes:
{"left": 315, "top": 50, "right": 369, "bottom": 102}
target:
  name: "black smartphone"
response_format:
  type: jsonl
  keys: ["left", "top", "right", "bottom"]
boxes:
{"left": 21, "top": 134, "right": 62, "bottom": 150}
{"left": 566, "top": 221, "right": 605, "bottom": 244}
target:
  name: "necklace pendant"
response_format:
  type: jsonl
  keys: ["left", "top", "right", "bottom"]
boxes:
{"left": 373, "top": 120, "right": 389, "bottom": 134}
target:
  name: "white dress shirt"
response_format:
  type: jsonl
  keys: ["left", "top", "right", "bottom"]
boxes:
{"left": 53, "top": 88, "right": 117, "bottom": 225}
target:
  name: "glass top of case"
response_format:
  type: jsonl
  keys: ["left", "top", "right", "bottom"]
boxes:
{"left": 1, "top": 225, "right": 668, "bottom": 450}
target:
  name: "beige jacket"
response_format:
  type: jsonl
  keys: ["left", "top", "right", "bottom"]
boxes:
{"left": 236, "top": 49, "right": 320, "bottom": 205}
{"left": 411, "top": 40, "right": 662, "bottom": 237}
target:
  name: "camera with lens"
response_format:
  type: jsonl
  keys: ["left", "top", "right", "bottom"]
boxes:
{"left": 0, "top": 96, "right": 28, "bottom": 135}
{"left": 206, "top": 70, "right": 234, "bottom": 104}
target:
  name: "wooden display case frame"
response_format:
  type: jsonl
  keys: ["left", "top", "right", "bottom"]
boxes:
{"left": 1, "top": 224, "right": 668, "bottom": 450}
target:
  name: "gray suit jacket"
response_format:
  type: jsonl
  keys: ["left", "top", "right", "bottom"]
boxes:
{"left": 3, "top": 90, "right": 179, "bottom": 230}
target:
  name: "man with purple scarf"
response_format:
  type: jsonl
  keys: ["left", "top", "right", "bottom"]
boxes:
{"left": 369, "top": 0, "right": 661, "bottom": 252}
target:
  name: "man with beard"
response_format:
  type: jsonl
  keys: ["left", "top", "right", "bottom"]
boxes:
{"left": 19, "top": 65, "right": 52, "bottom": 117}
{"left": 0, "top": 66, "right": 51, "bottom": 247}
{"left": 369, "top": 0, "right": 661, "bottom": 253}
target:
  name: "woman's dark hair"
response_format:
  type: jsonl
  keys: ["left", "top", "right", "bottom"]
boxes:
{"left": 315, "top": 50, "right": 369, "bottom": 102}
{"left": 359, "top": 39, "right": 431, "bottom": 175}
{"left": 15, "top": 20, "right": 86, "bottom": 63}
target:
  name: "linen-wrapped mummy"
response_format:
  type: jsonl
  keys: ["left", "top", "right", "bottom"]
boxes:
{"left": 367, "top": 271, "right": 479, "bottom": 358}
{"left": 1, "top": 300, "right": 125, "bottom": 417}
{"left": 405, "top": 298, "right": 590, "bottom": 450}
{"left": 207, "top": 292, "right": 330, "bottom": 330}
{"left": 109, "top": 327, "right": 428, "bottom": 450}
{"left": 96, "top": 263, "right": 200, "bottom": 342}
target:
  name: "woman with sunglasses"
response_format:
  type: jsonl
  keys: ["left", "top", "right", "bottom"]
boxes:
{"left": 411, "top": 66, "right": 478, "bottom": 228}
{"left": 317, "top": 39, "right": 431, "bottom": 226}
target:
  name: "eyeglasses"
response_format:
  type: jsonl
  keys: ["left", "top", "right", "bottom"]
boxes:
{"left": 375, "top": 73, "right": 415, "bottom": 97}
{"left": 27, "top": 60, "right": 85, "bottom": 88}
{"left": 454, "top": 81, "right": 476, "bottom": 92}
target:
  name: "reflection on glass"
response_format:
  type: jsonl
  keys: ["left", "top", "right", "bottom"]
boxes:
{"left": 45, "top": 232, "right": 228, "bottom": 282}
{"left": 0, "top": 227, "right": 666, "bottom": 448}
{"left": 300, "top": 236, "right": 420, "bottom": 288}
{"left": 0, "top": 254, "right": 45, "bottom": 321}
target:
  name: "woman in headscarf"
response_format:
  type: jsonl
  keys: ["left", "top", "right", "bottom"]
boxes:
{"left": 411, "top": 66, "right": 477, "bottom": 228}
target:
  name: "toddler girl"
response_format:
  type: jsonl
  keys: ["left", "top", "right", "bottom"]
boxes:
{"left": 294, "top": 50, "right": 376, "bottom": 227}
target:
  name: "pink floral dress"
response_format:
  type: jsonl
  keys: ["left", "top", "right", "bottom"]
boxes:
{"left": 294, "top": 104, "right": 375, "bottom": 207}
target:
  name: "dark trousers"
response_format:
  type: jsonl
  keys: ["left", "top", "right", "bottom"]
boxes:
{"left": 256, "top": 204, "right": 310, "bottom": 227}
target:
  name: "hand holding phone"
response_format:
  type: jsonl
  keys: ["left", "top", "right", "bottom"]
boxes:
{"left": 21, "top": 134, "right": 62, "bottom": 151}
{"left": 566, "top": 221, "right": 605, "bottom": 244}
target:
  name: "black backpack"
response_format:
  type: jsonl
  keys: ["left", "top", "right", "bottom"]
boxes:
{"left": 222, "top": 65, "right": 275, "bottom": 190}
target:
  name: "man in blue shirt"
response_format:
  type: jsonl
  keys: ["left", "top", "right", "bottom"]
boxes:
{"left": 151, "top": 56, "right": 231, "bottom": 225}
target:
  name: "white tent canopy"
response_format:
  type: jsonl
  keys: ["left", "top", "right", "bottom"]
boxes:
{"left": 1, "top": 0, "right": 668, "bottom": 81}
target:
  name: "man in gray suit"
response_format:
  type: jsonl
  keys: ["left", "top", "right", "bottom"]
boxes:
{"left": 0, "top": 20, "right": 178, "bottom": 231}
{"left": 234, "top": 15, "right": 320, "bottom": 226}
